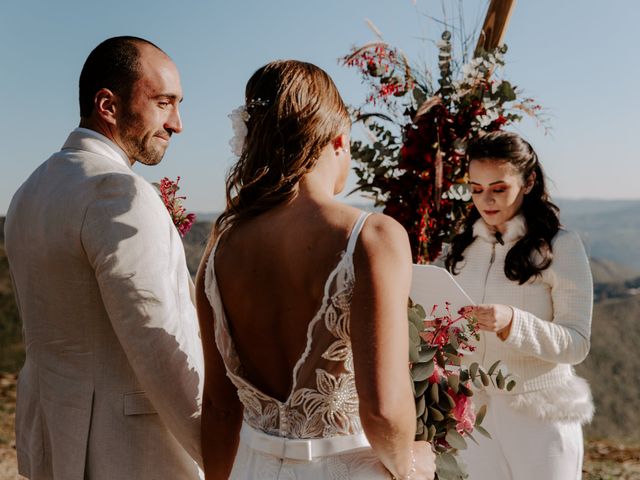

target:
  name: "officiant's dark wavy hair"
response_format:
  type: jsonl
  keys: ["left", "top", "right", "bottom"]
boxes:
{"left": 445, "top": 131, "right": 560, "bottom": 284}
{"left": 213, "top": 60, "right": 351, "bottom": 239}
{"left": 79, "top": 36, "right": 163, "bottom": 118}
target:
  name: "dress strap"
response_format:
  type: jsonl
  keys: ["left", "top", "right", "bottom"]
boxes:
{"left": 345, "top": 212, "right": 372, "bottom": 256}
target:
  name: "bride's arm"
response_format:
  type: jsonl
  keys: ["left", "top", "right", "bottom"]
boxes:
{"left": 351, "top": 214, "right": 435, "bottom": 479}
{"left": 195, "top": 248, "right": 243, "bottom": 479}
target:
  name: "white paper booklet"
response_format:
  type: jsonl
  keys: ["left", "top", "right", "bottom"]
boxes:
{"left": 410, "top": 264, "right": 475, "bottom": 317}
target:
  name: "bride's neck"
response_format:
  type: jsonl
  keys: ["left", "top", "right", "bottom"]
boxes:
{"left": 297, "top": 156, "right": 342, "bottom": 202}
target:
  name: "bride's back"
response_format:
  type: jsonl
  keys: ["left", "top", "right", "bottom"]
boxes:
{"left": 214, "top": 200, "right": 361, "bottom": 402}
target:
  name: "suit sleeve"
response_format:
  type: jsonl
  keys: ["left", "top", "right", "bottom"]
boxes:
{"left": 503, "top": 230, "right": 593, "bottom": 365}
{"left": 81, "top": 172, "right": 204, "bottom": 466}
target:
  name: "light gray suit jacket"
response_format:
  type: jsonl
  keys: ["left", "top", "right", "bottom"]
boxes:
{"left": 5, "top": 129, "right": 204, "bottom": 479}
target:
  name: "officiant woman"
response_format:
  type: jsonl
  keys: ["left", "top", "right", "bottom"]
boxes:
{"left": 445, "top": 131, "right": 593, "bottom": 480}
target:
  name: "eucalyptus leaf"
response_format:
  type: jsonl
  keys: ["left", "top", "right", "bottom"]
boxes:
{"left": 427, "top": 424, "right": 437, "bottom": 442}
{"left": 459, "top": 383, "right": 474, "bottom": 397}
{"left": 415, "top": 303, "right": 427, "bottom": 318}
{"left": 445, "top": 352, "right": 462, "bottom": 366}
{"left": 469, "top": 362, "right": 479, "bottom": 380}
{"left": 487, "top": 360, "right": 501, "bottom": 376}
{"left": 466, "top": 431, "right": 479, "bottom": 446}
{"left": 475, "top": 404, "right": 487, "bottom": 425}
{"left": 414, "top": 379, "right": 429, "bottom": 397}
{"left": 443, "top": 344, "right": 458, "bottom": 355}
{"left": 408, "top": 310, "right": 423, "bottom": 331}
{"left": 412, "top": 361, "right": 434, "bottom": 382}
{"left": 445, "top": 429, "right": 468, "bottom": 450}
{"left": 422, "top": 406, "right": 429, "bottom": 423}
{"left": 408, "top": 323, "right": 421, "bottom": 350}
{"left": 416, "top": 395, "right": 426, "bottom": 417}
{"left": 430, "top": 382, "right": 440, "bottom": 404}
{"left": 409, "top": 345, "right": 420, "bottom": 364}
{"left": 506, "top": 380, "right": 516, "bottom": 392}
{"left": 435, "top": 452, "right": 466, "bottom": 480}
{"left": 496, "top": 370, "right": 505, "bottom": 389}
{"left": 475, "top": 424, "right": 492, "bottom": 439}
{"left": 448, "top": 374, "right": 460, "bottom": 393}
{"left": 419, "top": 347, "right": 437, "bottom": 363}
{"left": 479, "top": 370, "right": 490, "bottom": 387}
{"left": 442, "top": 392, "right": 456, "bottom": 410}
{"left": 429, "top": 406, "right": 444, "bottom": 422}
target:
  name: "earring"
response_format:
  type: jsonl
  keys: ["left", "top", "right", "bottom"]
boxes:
{"left": 335, "top": 147, "right": 349, "bottom": 156}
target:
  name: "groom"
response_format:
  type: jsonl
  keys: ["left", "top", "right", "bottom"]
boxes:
{"left": 4, "top": 37, "right": 203, "bottom": 479}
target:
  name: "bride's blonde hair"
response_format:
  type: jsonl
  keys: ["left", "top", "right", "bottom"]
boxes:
{"left": 213, "top": 60, "right": 351, "bottom": 239}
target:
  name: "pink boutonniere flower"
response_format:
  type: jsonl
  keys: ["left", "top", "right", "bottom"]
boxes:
{"left": 156, "top": 176, "right": 196, "bottom": 237}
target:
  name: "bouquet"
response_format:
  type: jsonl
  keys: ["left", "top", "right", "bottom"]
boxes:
{"left": 155, "top": 176, "right": 196, "bottom": 237}
{"left": 408, "top": 301, "right": 515, "bottom": 479}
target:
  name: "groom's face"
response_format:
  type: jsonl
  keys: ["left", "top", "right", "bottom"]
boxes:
{"left": 117, "top": 44, "right": 183, "bottom": 165}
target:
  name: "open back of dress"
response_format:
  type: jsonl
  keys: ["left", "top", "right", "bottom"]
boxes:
{"left": 204, "top": 212, "right": 392, "bottom": 479}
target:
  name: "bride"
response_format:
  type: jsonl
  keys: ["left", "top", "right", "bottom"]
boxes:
{"left": 195, "top": 60, "right": 436, "bottom": 479}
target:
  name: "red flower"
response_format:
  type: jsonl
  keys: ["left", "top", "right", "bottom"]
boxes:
{"left": 157, "top": 176, "right": 196, "bottom": 237}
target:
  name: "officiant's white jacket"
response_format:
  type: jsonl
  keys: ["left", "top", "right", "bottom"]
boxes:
{"left": 4, "top": 129, "right": 204, "bottom": 479}
{"left": 453, "top": 215, "right": 594, "bottom": 424}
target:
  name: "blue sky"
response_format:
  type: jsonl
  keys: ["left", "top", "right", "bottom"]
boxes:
{"left": 1, "top": 0, "right": 639, "bottom": 215}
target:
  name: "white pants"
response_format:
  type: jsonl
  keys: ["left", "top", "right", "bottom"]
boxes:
{"left": 460, "top": 394, "right": 583, "bottom": 480}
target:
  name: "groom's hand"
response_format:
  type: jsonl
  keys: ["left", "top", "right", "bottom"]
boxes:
{"left": 471, "top": 304, "right": 514, "bottom": 340}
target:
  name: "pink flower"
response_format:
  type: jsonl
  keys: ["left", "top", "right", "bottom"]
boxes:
{"left": 449, "top": 386, "right": 476, "bottom": 433}
{"left": 157, "top": 176, "right": 196, "bottom": 237}
{"left": 177, "top": 213, "right": 196, "bottom": 237}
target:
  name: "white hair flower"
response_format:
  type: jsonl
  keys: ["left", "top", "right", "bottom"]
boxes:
{"left": 228, "top": 105, "right": 250, "bottom": 157}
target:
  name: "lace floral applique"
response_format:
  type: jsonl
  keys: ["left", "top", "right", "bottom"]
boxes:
{"left": 289, "top": 369, "right": 360, "bottom": 437}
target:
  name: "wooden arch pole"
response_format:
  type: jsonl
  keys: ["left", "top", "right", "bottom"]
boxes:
{"left": 475, "top": 0, "right": 517, "bottom": 54}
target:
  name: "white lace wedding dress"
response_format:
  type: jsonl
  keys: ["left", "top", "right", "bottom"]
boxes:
{"left": 205, "top": 212, "right": 392, "bottom": 479}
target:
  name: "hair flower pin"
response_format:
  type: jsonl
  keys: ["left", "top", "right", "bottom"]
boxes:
{"left": 227, "top": 98, "right": 269, "bottom": 157}
{"left": 228, "top": 106, "right": 249, "bottom": 157}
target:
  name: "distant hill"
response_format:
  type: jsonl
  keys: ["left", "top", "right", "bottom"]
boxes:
{"left": 590, "top": 258, "right": 639, "bottom": 284}
{"left": 182, "top": 221, "right": 212, "bottom": 275}
{"left": 576, "top": 294, "right": 640, "bottom": 442}
{"left": 557, "top": 198, "right": 640, "bottom": 270}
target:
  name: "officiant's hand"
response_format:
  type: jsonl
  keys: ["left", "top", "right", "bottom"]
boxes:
{"left": 470, "top": 304, "right": 514, "bottom": 340}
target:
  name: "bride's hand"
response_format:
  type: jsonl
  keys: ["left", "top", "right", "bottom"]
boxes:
{"left": 411, "top": 440, "right": 436, "bottom": 479}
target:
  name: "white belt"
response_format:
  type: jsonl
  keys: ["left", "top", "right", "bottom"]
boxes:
{"left": 239, "top": 422, "right": 370, "bottom": 462}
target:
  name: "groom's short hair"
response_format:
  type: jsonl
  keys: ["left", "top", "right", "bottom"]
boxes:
{"left": 79, "top": 36, "right": 165, "bottom": 118}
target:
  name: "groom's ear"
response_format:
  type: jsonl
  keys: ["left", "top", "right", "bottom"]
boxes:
{"left": 94, "top": 88, "right": 118, "bottom": 126}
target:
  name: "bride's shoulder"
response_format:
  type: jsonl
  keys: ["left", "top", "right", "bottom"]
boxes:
{"left": 356, "top": 212, "right": 411, "bottom": 262}
{"left": 361, "top": 212, "right": 408, "bottom": 239}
